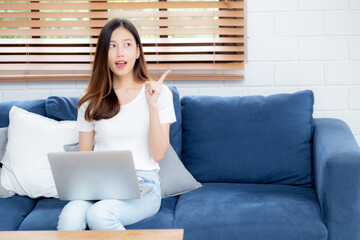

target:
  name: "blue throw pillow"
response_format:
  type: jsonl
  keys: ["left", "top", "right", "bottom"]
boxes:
{"left": 0, "top": 99, "right": 46, "bottom": 128}
{"left": 45, "top": 86, "right": 182, "bottom": 158}
{"left": 45, "top": 96, "right": 78, "bottom": 121}
{"left": 168, "top": 86, "right": 182, "bottom": 158}
{"left": 181, "top": 90, "right": 314, "bottom": 187}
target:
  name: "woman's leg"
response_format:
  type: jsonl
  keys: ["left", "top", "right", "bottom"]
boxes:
{"left": 58, "top": 200, "right": 93, "bottom": 231}
{"left": 87, "top": 171, "right": 161, "bottom": 230}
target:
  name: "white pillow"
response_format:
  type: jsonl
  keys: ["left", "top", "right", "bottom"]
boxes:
{"left": 0, "top": 169, "right": 14, "bottom": 198}
{"left": 0, "top": 106, "right": 78, "bottom": 198}
{"left": 0, "top": 127, "right": 8, "bottom": 163}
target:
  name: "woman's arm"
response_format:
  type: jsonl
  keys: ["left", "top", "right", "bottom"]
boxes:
{"left": 148, "top": 105, "right": 170, "bottom": 162}
{"left": 78, "top": 131, "right": 95, "bottom": 151}
{"left": 145, "top": 70, "right": 172, "bottom": 162}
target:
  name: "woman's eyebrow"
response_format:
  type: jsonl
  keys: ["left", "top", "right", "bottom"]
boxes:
{"left": 110, "top": 38, "right": 134, "bottom": 42}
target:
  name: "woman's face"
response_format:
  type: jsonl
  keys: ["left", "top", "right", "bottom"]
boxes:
{"left": 107, "top": 27, "right": 140, "bottom": 81}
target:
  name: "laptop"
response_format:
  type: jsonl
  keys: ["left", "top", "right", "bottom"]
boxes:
{"left": 47, "top": 151, "right": 153, "bottom": 201}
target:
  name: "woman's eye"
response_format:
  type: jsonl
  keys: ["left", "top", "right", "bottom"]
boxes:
{"left": 125, "top": 43, "right": 131, "bottom": 47}
{"left": 109, "top": 43, "right": 116, "bottom": 48}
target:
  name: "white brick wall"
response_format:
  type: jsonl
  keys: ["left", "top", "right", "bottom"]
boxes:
{"left": 0, "top": 82, "right": 27, "bottom": 90}
{"left": 349, "top": 87, "right": 360, "bottom": 109}
{"left": 298, "top": 0, "right": 347, "bottom": 10}
{"left": 299, "top": 87, "right": 348, "bottom": 111}
{"left": 247, "top": 13, "right": 273, "bottom": 37}
{"left": 325, "top": 12, "right": 360, "bottom": 35}
{"left": 325, "top": 62, "right": 360, "bottom": 85}
{"left": 0, "top": 0, "right": 359, "bottom": 147}
{"left": 27, "top": 81, "right": 76, "bottom": 90}
{"left": 349, "top": 37, "right": 360, "bottom": 60}
{"left": 3, "top": 90, "right": 52, "bottom": 102}
{"left": 176, "top": 88, "right": 199, "bottom": 97}
{"left": 247, "top": 38, "right": 296, "bottom": 61}
{"left": 298, "top": 37, "right": 347, "bottom": 61}
{"left": 274, "top": 13, "right": 323, "bottom": 36}
{"left": 350, "top": 0, "right": 360, "bottom": 9}
{"left": 274, "top": 62, "right": 323, "bottom": 86}
{"left": 247, "top": 0, "right": 297, "bottom": 12}
{"left": 242, "top": 63, "right": 273, "bottom": 86}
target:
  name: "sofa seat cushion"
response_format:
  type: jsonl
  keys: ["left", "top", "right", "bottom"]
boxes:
{"left": 174, "top": 183, "right": 327, "bottom": 240}
{"left": 181, "top": 90, "right": 314, "bottom": 186}
{"left": 18, "top": 196, "right": 178, "bottom": 230}
{"left": 0, "top": 195, "right": 36, "bottom": 230}
{"left": 18, "top": 198, "right": 68, "bottom": 230}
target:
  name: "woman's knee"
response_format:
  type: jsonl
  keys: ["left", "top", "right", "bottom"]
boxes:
{"left": 58, "top": 200, "right": 92, "bottom": 231}
{"left": 87, "top": 200, "right": 125, "bottom": 230}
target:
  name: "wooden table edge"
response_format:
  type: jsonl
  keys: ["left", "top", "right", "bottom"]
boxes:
{"left": 0, "top": 229, "right": 184, "bottom": 240}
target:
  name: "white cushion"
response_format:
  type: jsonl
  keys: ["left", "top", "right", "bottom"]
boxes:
{"left": 0, "top": 106, "right": 78, "bottom": 198}
{"left": 0, "top": 127, "right": 8, "bottom": 162}
{"left": 0, "top": 169, "right": 14, "bottom": 198}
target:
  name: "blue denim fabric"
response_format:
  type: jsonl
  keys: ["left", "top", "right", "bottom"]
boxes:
{"left": 57, "top": 170, "right": 161, "bottom": 231}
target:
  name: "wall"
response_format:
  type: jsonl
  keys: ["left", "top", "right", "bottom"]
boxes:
{"left": 0, "top": 0, "right": 359, "bottom": 146}
{"left": 245, "top": 0, "right": 360, "bottom": 146}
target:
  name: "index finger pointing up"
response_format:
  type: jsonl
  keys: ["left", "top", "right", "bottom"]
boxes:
{"left": 158, "top": 70, "right": 171, "bottom": 83}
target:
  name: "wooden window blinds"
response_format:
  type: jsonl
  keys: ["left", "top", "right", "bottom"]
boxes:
{"left": 0, "top": 0, "right": 245, "bottom": 81}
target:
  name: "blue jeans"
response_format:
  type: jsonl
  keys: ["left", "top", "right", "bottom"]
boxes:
{"left": 57, "top": 170, "right": 161, "bottom": 231}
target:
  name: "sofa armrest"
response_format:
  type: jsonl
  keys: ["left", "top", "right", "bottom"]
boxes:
{"left": 313, "top": 118, "right": 360, "bottom": 240}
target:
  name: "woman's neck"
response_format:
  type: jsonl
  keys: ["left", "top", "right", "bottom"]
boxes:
{"left": 112, "top": 75, "right": 142, "bottom": 90}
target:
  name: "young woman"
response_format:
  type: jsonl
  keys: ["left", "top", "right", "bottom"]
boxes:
{"left": 57, "top": 18, "right": 176, "bottom": 231}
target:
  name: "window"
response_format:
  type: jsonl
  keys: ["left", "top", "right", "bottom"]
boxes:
{"left": 0, "top": 0, "right": 245, "bottom": 81}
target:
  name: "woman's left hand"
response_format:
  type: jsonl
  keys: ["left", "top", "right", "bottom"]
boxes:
{"left": 145, "top": 70, "right": 171, "bottom": 108}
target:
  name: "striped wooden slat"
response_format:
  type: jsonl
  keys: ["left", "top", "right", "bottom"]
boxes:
{"left": 0, "top": 54, "right": 244, "bottom": 62}
{"left": 0, "top": 10, "right": 243, "bottom": 19}
{"left": 1, "top": 19, "right": 245, "bottom": 28}
{"left": 0, "top": 28, "right": 245, "bottom": 36}
{"left": 1, "top": 2, "right": 244, "bottom": 10}
{"left": 0, "top": 46, "right": 244, "bottom": 53}
{"left": 0, "top": 37, "right": 245, "bottom": 44}
{"left": 0, "top": 63, "right": 244, "bottom": 71}
{"left": 0, "top": 0, "right": 245, "bottom": 81}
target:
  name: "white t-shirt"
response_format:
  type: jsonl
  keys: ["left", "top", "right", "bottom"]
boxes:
{"left": 76, "top": 84, "right": 176, "bottom": 171}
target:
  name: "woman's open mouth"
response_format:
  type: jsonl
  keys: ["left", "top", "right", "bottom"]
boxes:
{"left": 116, "top": 60, "right": 127, "bottom": 69}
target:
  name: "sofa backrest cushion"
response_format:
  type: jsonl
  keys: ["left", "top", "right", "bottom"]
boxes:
{"left": 0, "top": 99, "right": 46, "bottom": 128}
{"left": 181, "top": 90, "right": 314, "bottom": 186}
{"left": 45, "top": 96, "right": 78, "bottom": 121}
{"left": 45, "top": 86, "right": 183, "bottom": 158}
{"left": 167, "top": 86, "right": 182, "bottom": 157}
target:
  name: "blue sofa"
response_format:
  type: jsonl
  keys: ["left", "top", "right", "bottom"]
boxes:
{"left": 0, "top": 86, "right": 359, "bottom": 240}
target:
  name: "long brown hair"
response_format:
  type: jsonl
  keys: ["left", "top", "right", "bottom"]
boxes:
{"left": 78, "top": 19, "right": 151, "bottom": 121}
